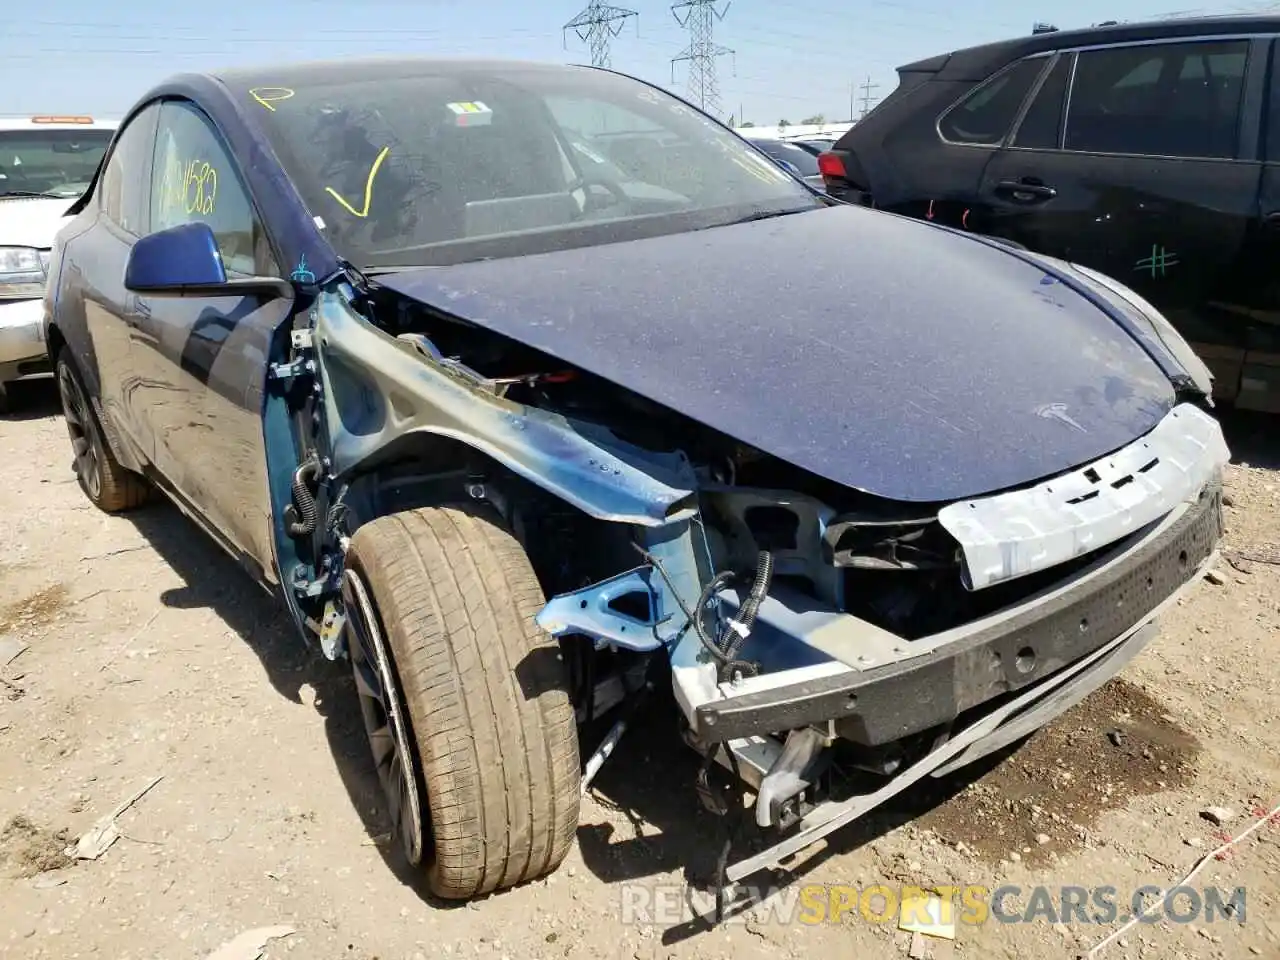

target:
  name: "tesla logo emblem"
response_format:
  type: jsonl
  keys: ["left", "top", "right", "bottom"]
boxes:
{"left": 1035, "top": 402, "right": 1087, "bottom": 433}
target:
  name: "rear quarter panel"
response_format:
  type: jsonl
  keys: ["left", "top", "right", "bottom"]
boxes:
{"left": 836, "top": 78, "right": 985, "bottom": 207}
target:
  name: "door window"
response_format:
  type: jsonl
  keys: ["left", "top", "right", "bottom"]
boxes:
{"left": 938, "top": 57, "right": 1047, "bottom": 146}
{"left": 150, "top": 100, "right": 275, "bottom": 275}
{"left": 99, "top": 104, "right": 160, "bottom": 235}
{"left": 1011, "top": 54, "right": 1073, "bottom": 150}
{"left": 1064, "top": 40, "right": 1248, "bottom": 158}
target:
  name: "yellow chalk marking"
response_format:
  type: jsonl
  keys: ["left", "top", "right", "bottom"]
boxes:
{"left": 324, "top": 146, "right": 390, "bottom": 218}
{"left": 249, "top": 87, "right": 295, "bottom": 112}
{"left": 158, "top": 156, "right": 218, "bottom": 216}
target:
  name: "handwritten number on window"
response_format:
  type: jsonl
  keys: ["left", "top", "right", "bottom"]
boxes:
{"left": 160, "top": 158, "right": 218, "bottom": 217}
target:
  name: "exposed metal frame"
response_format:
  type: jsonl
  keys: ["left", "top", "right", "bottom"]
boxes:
{"left": 310, "top": 288, "right": 700, "bottom": 530}
{"left": 691, "top": 481, "right": 1222, "bottom": 743}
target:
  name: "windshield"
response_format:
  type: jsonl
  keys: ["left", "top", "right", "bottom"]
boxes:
{"left": 233, "top": 63, "right": 821, "bottom": 268}
{"left": 748, "top": 139, "right": 821, "bottom": 177}
{"left": 0, "top": 129, "right": 112, "bottom": 198}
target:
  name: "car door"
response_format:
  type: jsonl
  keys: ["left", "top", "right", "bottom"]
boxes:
{"left": 138, "top": 98, "right": 289, "bottom": 581}
{"left": 978, "top": 37, "right": 1263, "bottom": 335}
{"left": 69, "top": 103, "right": 159, "bottom": 461}
{"left": 1224, "top": 36, "right": 1280, "bottom": 412}
{"left": 885, "top": 54, "right": 1051, "bottom": 226}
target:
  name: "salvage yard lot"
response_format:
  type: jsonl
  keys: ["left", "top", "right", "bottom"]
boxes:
{"left": 1, "top": 385, "right": 1279, "bottom": 960}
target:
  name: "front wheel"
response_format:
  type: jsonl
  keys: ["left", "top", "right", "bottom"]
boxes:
{"left": 55, "top": 349, "right": 149, "bottom": 512}
{"left": 343, "top": 502, "right": 580, "bottom": 898}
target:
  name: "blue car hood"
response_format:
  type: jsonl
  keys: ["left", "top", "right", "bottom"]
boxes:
{"left": 374, "top": 204, "right": 1176, "bottom": 503}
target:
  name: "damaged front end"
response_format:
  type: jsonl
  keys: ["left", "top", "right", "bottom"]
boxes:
{"left": 279, "top": 273, "right": 1228, "bottom": 910}
{"left": 543, "top": 403, "right": 1226, "bottom": 828}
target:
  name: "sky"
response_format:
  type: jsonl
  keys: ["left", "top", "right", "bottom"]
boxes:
{"left": 0, "top": 0, "right": 1262, "bottom": 125}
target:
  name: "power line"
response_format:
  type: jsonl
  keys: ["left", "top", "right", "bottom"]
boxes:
{"left": 10, "top": 2, "right": 1053, "bottom": 117}
{"left": 563, "top": 0, "right": 638, "bottom": 68}
{"left": 671, "top": 0, "right": 735, "bottom": 118}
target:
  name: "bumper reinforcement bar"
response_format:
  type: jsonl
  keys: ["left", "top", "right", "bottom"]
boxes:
{"left": 696, "top": 482, "right": 1222, "bottom": 745}
{"left": 721, "top": 545, "right": 1215, "bottom": 892}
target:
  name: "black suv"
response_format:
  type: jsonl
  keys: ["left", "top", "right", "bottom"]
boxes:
{"left": 820, "top": 16, "right": 1280, "bottom": 413}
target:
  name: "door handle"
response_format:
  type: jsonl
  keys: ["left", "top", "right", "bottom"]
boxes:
{"left": 1265, "top": 211, "right": 1280, "bottom": 227}
{"left": 995, "top": 179, "right": 1057, "bottom": 202}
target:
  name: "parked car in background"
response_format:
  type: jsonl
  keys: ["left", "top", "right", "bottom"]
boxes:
{"left": 819, "top": 15, "right": 1280, "bottom": 412}
{"left": 789, "top": 136, "right": 836, "bottom": 155}
{"left": 44, "top": 56, "right": 1226, "bottom": 908}
{"left": 0, "top": 116, "right": 115, "bottom": 412}
{"left": 745, "top": 136, "right": 826, "bottom": 188}
{"left": 734, "top": 122, "right": 853, "bottom": 142}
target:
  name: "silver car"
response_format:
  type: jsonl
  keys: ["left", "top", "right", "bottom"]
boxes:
{"left": 0, "top": 116, "right": 115, "bottom": 412}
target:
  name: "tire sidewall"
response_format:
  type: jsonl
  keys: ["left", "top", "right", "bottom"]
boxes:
{"left": 342, "top": 548, "right": 434, "bottom": 870}
{"left": 55, "top": 354, "right": 108, "bottom": 506}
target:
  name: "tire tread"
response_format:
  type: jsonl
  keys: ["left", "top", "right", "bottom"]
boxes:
{"left": 347, "top": 502, "right": 579, "bottom": 898}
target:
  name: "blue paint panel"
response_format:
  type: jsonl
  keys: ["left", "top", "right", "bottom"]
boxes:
{"left": 952, "top": 229, "right": 1193, "bottom": 388}
{"left": 263, "top": 322, "right": 315, "bottom": 623}
{"left": 376, "top": 204, "right": 1178, "bottom": 503}
{"left": 536, "top": 567, "right": 665, "bottom": 652}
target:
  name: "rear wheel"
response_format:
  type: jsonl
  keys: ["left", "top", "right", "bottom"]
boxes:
{"left": 343, "top": 502, "right": 580, "bottom": 898}
{"left": 55, "top": 348, "right": 149, "bottom": 512}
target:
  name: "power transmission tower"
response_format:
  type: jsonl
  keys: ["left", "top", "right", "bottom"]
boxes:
{"left": 857, "top": 75, "right": 880, "bottom": 119}
{"left": 671, "top": 0, "right": 735, "bottom": 118}
{"left": 563, "top": 0, "right": 638, "bottom": 69}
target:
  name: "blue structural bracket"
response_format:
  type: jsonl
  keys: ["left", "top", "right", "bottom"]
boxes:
{"left": 535, "top": 517, "right": 712, "bottom": 660}
{"left": 536, "top": 566, "right": 665, "bottom": 652}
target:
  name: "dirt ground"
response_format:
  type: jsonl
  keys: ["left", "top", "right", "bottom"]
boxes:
{"left": 2, "top": 380, "right": 1279, "bottom": 960}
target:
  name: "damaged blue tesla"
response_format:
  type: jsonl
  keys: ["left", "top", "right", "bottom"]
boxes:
{"left": 43, "top": 57, "right": 1229, "bottom": 905}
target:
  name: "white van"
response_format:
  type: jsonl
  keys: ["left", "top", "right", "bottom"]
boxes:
{"left": 0, "top": 116, "right": 116, "bottom": 412}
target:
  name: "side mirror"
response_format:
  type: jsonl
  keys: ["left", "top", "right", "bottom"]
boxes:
{"left": 124, "top": 221, "right": 292, "bottom": 299}
{"left": 776, "top": 159, "right": 802, "bottom": 177}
